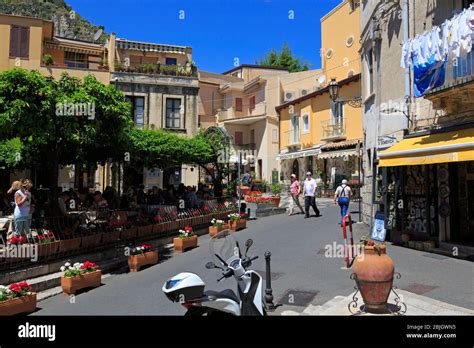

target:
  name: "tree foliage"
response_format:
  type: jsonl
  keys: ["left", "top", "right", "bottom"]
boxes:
{"left": 257, "top": 43, "right": 310, "bottom": 72}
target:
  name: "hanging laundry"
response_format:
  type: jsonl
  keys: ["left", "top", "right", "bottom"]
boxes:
{"left": 413, "top": 55, "right": 447, "bottom": 97}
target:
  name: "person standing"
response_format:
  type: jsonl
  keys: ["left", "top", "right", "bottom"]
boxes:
{"left": 288, "top": 174, "right": 304, "bottom": 216}
{"left": 334, "top": 179, "right": 352, "bottom": 225}
{"left": 13, "top": 179, "right": 33, "bottom": 237}
{"left": 303, "top": 172, "right": 320, "bottom": 218}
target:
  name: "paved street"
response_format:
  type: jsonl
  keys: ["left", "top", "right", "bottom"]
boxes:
{"left": 32, "top": 199, "right": 474, "bottom": 315}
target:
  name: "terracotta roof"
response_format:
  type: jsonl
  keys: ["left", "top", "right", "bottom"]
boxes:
{"left": 321, "top": 139, "right": 361, "bottom": 151}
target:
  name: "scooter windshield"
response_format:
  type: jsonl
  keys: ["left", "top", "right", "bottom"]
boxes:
{"left": 209, "top": 229, "right": 241, "bottom": 267}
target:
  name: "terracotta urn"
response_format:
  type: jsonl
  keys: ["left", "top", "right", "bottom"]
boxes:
{"left": 351, "top": 245, "right": 394, "bottom": 311}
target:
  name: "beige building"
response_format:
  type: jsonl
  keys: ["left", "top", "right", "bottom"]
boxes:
{"left": 198, "top": 65, "right": 322, "bottom": 183}
{"left": 361, "top": 0, "right": 474, "bottom": 255}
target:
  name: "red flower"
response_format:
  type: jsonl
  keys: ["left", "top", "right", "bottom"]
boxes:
{"left": 47, "top": 231, "right": 55, "bottom": 238}
{"left": 203, "top": 206, "right": 209, "bottom": 211}
{"left": 81, "top": 261, "right": 98, "bottom": 270}
{"left": 154, "top": 215, "right": 164, "bottom": 222}
{"left": 38, "top": 235, "right": 45, "bottom": 240}
{"left": 184, "top": 225, "right": 193, "bottom": 232}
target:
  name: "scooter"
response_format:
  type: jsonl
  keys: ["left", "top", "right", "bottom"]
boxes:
{"left": 162, "top": 230, "right": 280, "bottom": 315}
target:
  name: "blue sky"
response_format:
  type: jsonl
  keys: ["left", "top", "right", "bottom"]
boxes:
{"left": 67, "top": 0, "right": 342, "bottom": 73}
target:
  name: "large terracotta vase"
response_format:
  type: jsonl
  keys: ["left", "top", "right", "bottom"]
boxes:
{"left": 0, "top": 293, "right": 37, "bottom": 316}
{"left": 61, "top": 270, "right": 102, "bottom": 295}
{"left": 128, "top": 251, "right": 158, "bottom": 272}
{"left": 351, "top": 245, "right": 394, "bottom": 311}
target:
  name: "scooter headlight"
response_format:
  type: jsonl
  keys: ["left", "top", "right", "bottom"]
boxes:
{"left": 165, "top": 279, "right": 182, "bottom": 289}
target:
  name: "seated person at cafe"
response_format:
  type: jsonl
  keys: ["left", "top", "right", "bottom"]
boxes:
{"left": 92, "top": 191, "right": 108, "bottom": 210}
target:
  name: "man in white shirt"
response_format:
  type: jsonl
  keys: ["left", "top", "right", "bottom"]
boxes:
{"left": 303, "top": 172, "right": 320, "bottom": 218}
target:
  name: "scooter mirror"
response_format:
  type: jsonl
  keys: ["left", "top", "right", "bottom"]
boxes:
{"left": 245, "top": 239, "right": 253, "bottom": 255}
{"left": 205, "top": 262, "right": 217, "bottom": 269}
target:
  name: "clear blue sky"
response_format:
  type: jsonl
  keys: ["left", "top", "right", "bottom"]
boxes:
{"left": 67, "top": 0, "right": 342, "bottom": 73}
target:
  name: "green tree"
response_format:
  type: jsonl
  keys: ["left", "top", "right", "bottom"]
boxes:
{"left": 0, "top": 68, "right": 132, "bottom": 213}
{"left": 257, "top": 43, "right": 310, "bottom": 72}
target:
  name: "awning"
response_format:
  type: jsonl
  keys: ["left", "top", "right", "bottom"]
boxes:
{"left": 277, "top": 147, "right": 321, "bottom": 160}
{"left": 379, "top": 128, "right": 474, "bottom": 167}
{"left": 318, "top": 148, "right": 359, "bottom": 159}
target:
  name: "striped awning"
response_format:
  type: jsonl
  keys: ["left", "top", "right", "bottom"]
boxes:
{"left": 317, "top": 148, "right": 359, "bottom": 159}
{"left": 44, "top": 41, "right": 104, "bottom": 55}
{"left": 116, "top": 40, "right": 187, "bottom": 54}
{"left": 277, "top": 147, "right": 321, "bottom": 160}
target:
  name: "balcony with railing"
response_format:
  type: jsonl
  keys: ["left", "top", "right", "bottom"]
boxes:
{"left": 218, "top": 102, "right": 267, "bottom": 122}
{"left": 321, "top": 119, "right": 346, "bottom": 141}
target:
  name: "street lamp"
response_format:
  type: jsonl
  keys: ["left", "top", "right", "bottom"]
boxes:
{"left": 328, "top": 78, "right": 362, "bottom": 108}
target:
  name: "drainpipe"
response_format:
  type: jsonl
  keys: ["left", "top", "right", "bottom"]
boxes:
{"left": 403, "top": 0, "right": 410, "bottom": 133}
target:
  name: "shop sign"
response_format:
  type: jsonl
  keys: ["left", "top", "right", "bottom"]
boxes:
{"left": 371, "top": 212, "right": 387, "bottom": 242}
{"left": 377, "top": 135, "right": 397, "bottom": 149}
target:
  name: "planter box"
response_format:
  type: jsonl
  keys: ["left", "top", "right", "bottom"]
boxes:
{"left": 137, "top": 225, "right": 153, "bottom": 238}
{"left": 407, "top": 241, "right": 416, "bottom": 249}
{"left": 153, "top": 223, "right": 164, "bottom": 234}
{"left": 0, "top": 293, "right": 37, "bottom": 316}
{"left": 120, "top": 228, "right": 137, "bottom": 240}
{"left": 415, "top": 241, "right": 424, "bottom": 250}
{"left": 37, "top": 241, "right": 60, "bottom": 258}
{"left": 61, "top": 270, "right": 102, "bottom": 295}
{"left": 128, "top": 251, "right": 158, "bottom": 272}
{"left": 173, "top": 235, "right": 198, "bottom": 253}
{"left": 59, "top": 238, "right": 82, "bottom": 253}
{"left": 229, "top": 220, "right": 246, "bottom": 231}
{"left": 423, "top": 241, "right": 435, "bottom": 251}
{"left": 81, "top": 234, "right": 102, "bottom": 248}
{"left": 102, "top": 230, "right": 120, "bottom": 244}
{"left": 208, "top": 224, "right": 229, "bottom": 237}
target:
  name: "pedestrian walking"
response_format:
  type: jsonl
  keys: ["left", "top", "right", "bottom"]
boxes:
{"left": 303, "top": 172, "right": 320, "bottom": 218}
{"left": 288, "top": 174, "right": 304, "bottom": 216}
{"left": 334, "top": 179, "right": 352, "bottom": 225}
{"left": 13, "top": 179, "right": 33, "bottom": 237}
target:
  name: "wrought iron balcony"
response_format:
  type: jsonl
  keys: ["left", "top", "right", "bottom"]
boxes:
{"left": 321, "top": 119, "right": 346, "bottom": 141}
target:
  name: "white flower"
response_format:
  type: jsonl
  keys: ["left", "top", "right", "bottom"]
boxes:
{"left": 60, "top": 266, "right": 66, "bottom": 272}
{"left": 65, "top": 262, "right": 71, "bottom": 267}
{"left": 79, "top": 263, "right": 84, "bottom": 268}
{"left": 73, "top": 262, "right": 80, "bottom": 268}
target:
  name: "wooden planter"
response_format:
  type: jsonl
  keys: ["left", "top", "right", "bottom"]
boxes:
{"left": 153, "top": 223, "right": 164, "bottom": 234}
{"left": 229, "top": 220, "right": 246, "bottom": 231}
{"left": 173, "top": 235, "right": 198, "bottom": 253}
{"left": 61, "top": 270, "right": 102, "bottom": 295}
{"left": 59, "top": 238, "right": 82, "bottom": 253}
{"left": 37, "top": 241, "right": 60, "bottom": 258}
{"left": 208, "top": 224, "right": 229, "bottom": 237}
{"left": 81, "top": 234, "right": 102, "bottom": 248}
{"left": 0, "top": 293, "right": 37, "bottom": 316}
{"left": 102, "top": 230, "right": 120, "bottom": 244}
{"left": 128, "top": 251, "right": 158, "bottom": 272}
{"left": 137, "top": 225, "right": 153, "bottom": 238}
{"left": 120, "top": 227, "right": 137, "bottom": 240}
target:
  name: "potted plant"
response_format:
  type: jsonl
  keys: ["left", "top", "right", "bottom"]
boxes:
{"left": 209, "top": 218, "right": 228, "bottom": 237}
{"left": 98, "top": 59, "right": 109, "bottom": 70}
{"left": 0, "top": 282, "right": 37, "bottom": 316}
{"left": 351, "top": 239, "right": 395, "bottom": 311}
{"left": 228, "top": 213, "right": 246, "bottom": 231}
{"left": 42, "top": 54, "right": 54, "bottom": 66}
{"left": 60, "top": 261, "right": 102, "bottom": 295}
{"left": 270, "top": 183, "right": 282, "bottom": 207}
{"left": 35, "top": 230, "right": 59, "bottom": 257}
{"left": 173, "top": 225, "right": 198, "bottom": 253}
{"left": 128, "top": 243, "right": 158, "bottom": 272}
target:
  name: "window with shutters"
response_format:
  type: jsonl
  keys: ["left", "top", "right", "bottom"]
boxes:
{"left": 234, "top": 131, "right": 243, "bottom": 145}
{"left": 165, "top": 98, "right": 182, "bottom": 128}
{"left": 9, "top": 26, "right": 29, "bottom": 58}
{"left": 235, "top": 98, "right": 243, "bottom": 112}
{"left": 249, "top": 96, "right": 256, "bottom": 110}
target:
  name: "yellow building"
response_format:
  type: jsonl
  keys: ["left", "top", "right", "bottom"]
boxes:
{"left": 277, "top": 0, "right": 362, "bottom": 195}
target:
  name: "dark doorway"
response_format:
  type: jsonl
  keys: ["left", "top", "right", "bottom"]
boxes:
{"left": 292, "top": 159, "right": 299, "bottom": 179}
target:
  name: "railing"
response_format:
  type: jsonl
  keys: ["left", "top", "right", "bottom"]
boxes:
{"left": 114, "top": 63, "right": 198, "bottom": 78}
{"left": 321, "top": 119, "right": 346, "bottom": 140}
{"left": 284, "top": 130, "right": 300, "bottom": 146}
{"left": 218, "top": 102, "right": 267, "bottom": 122}
{"left": 248, "top": 102, "right": 266, "bottom": 117}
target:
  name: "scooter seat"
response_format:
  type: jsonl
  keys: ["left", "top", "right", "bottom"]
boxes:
{"left": 204, "top": 289, "right": 239, "bottom": 303}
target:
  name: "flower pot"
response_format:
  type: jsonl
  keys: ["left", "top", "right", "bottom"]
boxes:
{"left": 59, "top": 238, "right": 82, "bottom": 253}
{"left": 37, "top": 241, "right": 60, "bottom": 258}
{"left": 229, "top": 220, "right": 246, "bottom": 231}
{"left": 102, "top": 230, "right": 120, "bottom": 244}
{"left": 173, "top": 235, "right": 198, "bottom": 253}
{"left": 351, "top": 245, "right": 394, "bottom": 311}
{"left": 81, "top": 234, "right": 102, "bottom": 248}
{"left": 271, "top": 197, "right": 281, "bottom": 207}
{"left": 208, "top": 224, "right": 229, "bottom": 237}
{"left": 0, "top": 293, "right": 37, "bottom": 316}
{"left": 61, "top": 270, "right": 102, "bottom": 295}
{"left": 120, "top": 227, "right": 137, "bottom": 240}
{"left": 128, "top": 251, "right": 158, "bottom": 272}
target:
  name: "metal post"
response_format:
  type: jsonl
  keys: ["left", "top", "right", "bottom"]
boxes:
{"left": 264, "top": 251, "right": 275, "bottom": 310}
{"left": 238, "top": 152, "right": 241, "bottom": 212}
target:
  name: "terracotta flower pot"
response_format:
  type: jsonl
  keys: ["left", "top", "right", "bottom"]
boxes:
{"left": 271, "top": 197, "right": 281, "bottom": 207}
{"left": 37, "top": 241, "right": 60, "bottom": 258}
{"left": 102, "top": 230, "right": 120, "bottom": 244}
{"left": 351, "top": 245, "right": 394, "bottom": 311}
{"left": 61, "top": 270, "right": 102, "bottom": 295}
{"left": 208, "top": 224, "right": 229, "bottom": 237}
{"left": 229, "top": 220, "right": 246, "bottom": 231}
{"left": 120, "top": 227, "right": 137, "bottom": 240}
{"left": 173, "top": 235, "right": 198, "bottom": 253}
{"left": 81, "top": 234, "right": 102, "bottom": 248}
{"left": 0, "top": 293, "right": 37, "bottom": 316}
{"left": 128, "top": 251, "right": 158, "bottom": 272}
{"left": 59, "top": 238, "right": 82, "bottom": 253}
